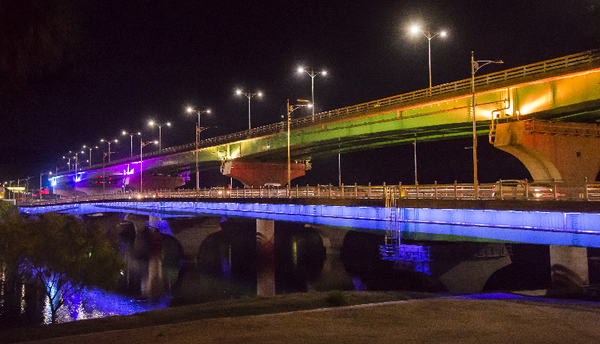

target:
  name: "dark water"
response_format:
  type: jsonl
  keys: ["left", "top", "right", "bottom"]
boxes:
{"left": 0, "top": 216, "right": 570, "bottom": 328}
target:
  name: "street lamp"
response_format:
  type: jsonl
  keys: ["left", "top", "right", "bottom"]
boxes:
{"left": 100, "top": 139, "right": 118, "bottom": 163}
{"left": 148, "top": 120, "right": 171, "bottom": 152}
{"left": 122, "top": 131, "right": 141, "bottom": 157}
{"left": 140, "top": 138, "right": 158, "bottom": 192}
{"left": 63, "top": 156, "right": 71, "bottom": 171}
{"left": 410, "top": 25, "right": 447, "bottom": 88}
{"left": 82, "top": 145, "right": 98, "bottom": 168}
{"left": 236, "top": 89, "right": 262, "bottom": 130}
{"left": 70, "top": 150, "right": 84, "bottom": 172}
{"left": 186, "top": 107, "right": 211, "bottom": 191}
{"left": 297, "top": 67, "right": 327, "bottom": 119}
{"left": 286, "top": 99, "right": 312, "bottom": 189}
{"left": 471, "top": 51, "right": 503, "bottom": 199}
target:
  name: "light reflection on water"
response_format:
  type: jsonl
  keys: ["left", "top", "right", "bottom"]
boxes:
{"left": 42, "top": 288, "right": 171, "bottom": 324}
{"left": 1, "top": 217, "right": 555, "bottom": 327}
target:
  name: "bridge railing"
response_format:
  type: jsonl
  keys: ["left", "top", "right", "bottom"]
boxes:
{"left": 56, "top": 50, "right": 600, "bottom": 176}
{"left": 20, "top": 180, "right": 600, "bottom": 207}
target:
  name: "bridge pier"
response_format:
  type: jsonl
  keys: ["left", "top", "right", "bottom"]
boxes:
{"left": 549, "top": 245, "right": 589, "bottom": 293}
{"left": 257, "top": 219, "right": 275, "bottom": 296}
{"left": 433, "top": 243, "right": 513, "bottom": 293}
{"left": 166, "top": 217, "right": 222, "bottom": 264}
{"left": 494, "top": 120, "right": 600, "bottom": 183}
{"left": 304, "top": 225, "right": 354, "bottom": 291}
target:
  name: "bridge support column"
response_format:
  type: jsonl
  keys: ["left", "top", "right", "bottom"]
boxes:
{"left": 549, "top": 245, "right": 589, "bottom": 293}
{"left": 434, "top": 243, "right": 513, "bottom": 293}
{"left": 123, "top": 213, "right": 151, "bottom": 259}
{"left": 221, "top": 161, "right": 307, "bottom": 187}
{"left": 306, "top": 225, "right": 354, "bottom": 291}
{"left": 257, "top": 219, "right": 275, "bottom": 296}
{"left": 166, "top": 217, "right": 222, "bottom": 264}
{"left": 494, "top": 121, "right": 600, "bottom": 182}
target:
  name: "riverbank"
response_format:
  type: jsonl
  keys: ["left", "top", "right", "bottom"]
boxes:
{"left": 0, "top": 291, "right": 435, "bottom": 343}
{"left": 3, "top": 290, "right": 600, "bottom": 343}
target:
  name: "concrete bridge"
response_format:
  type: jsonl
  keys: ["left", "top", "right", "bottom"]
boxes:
{"left": 48, "top": 49, "right": 600, "bottom": 196}
{"left": 20, "top": 186, "right": 600, "bottom": 294}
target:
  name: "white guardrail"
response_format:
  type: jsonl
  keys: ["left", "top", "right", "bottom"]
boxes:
{"left": 19, "top": 180, "right": 600, "bottom": 207}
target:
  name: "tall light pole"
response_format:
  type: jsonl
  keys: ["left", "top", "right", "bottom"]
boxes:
{"left": 286, "top": 99, "right": 311, "bottom": 189}
{"left": 186, "top": 107, "right": 211, "bottom": 191}
{"left": 83, "top": 145, "right": 98, "bottom": 168}
{"left": 471, "top": 51, "right": 503, "bottom": 199}
{"left": 100, "top": 139, "right": 118, "bottom": 162}
{"left": 63, "top": 156, "right": 71, "bottom": 171}
{"left": 297, "top": 67, "right": 327, "bottom": 119}
{"left": 122, "top": 131, "right": 140, "bottom": 157}
{"left": 148, "top": 120, "right": 171, "bottom": 152}
{"left": 70, "top": 150, "right": 84, "bottom": 172}
{"left": 410, "top": 25, "right": 447, "bottom": 88}
{"left": 236, "top": 89, "right": 262, "bottom": 130}
{"left": 140, "top": 138, "right": 158, "bottom": 192}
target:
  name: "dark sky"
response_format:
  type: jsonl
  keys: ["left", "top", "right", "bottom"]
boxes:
{"left": 1, "top": 0, "right": 599, "bottom": 184}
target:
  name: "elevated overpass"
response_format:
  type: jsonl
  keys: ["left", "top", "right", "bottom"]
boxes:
{"left": 51, "top": 50, "right": 600, "bottom": 195}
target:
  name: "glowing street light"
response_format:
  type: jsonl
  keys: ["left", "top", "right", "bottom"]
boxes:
{"left": 122, "top": 131, "right": 141, "bottom": 157}
{"left": 471, "top": 51, "right": 503, "bottom": 199}
{"left": 297, "top": 67, "right": 327, "bottom": 119}
{"left": 82, "top": 145, "right": 98, "bottom": 168}
{"left": 236, "top": 89, "right": 262, "bottom": 130}
{"left": 286, "top": 99, "right": 312, "bottom": 189}
{"left": 100, "top": 138, "right": 118, "bottom": 163}
{"left": 63, "top": 156, "right": 71, "bottom": 171}
{"left": 148, "top": 120, "right": 171, "bottom": 152}
{"left": 70, "top": 150, "right": 85, "bottom": 172}
{"left": 410, "top": 24, "right": 447, "bottom": 88}
{"left": 186, "top": 107, "right": 211, "bottom": 191}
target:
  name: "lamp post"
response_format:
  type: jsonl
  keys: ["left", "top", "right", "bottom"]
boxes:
{"left": 286, "top": 99, "right": 311, "bottom": 189}
{"left": 471, "top": 51, "right": 503, "bottom": 199}
{"left": 100, "top": 139, "right": 118, "bottom": 162}
{"left": 122, "top": 131, "right": 140, "bottom": 157}
{"left": 410, "top": 25, "right": 447, "bottom": 88}
{"left": 70, "top": 150, "right": 84, "bottom": 172}
{"left": 297, "top": 67, "right": 327, "bottom": 119}
{"left": 82, "top": 145, "right": 98, "bottom": 168}
{"left": 186, "top": 107, "right": 211, "bottom": 191}
{"left": 140, "top": 138, "right": 158, "bottom": 193}
{"left": 148, "top": 121, "right": 171, "bottom": 152}
{"left": 63, "top": 156, "right": 71, "bottom": 171}
{"left": 236, "top": 89, "right": 262, "bottom": 130}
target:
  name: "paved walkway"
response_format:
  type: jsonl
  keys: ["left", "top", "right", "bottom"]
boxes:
{"left": 25, "top": 296, "right": 600, "bottom": 344}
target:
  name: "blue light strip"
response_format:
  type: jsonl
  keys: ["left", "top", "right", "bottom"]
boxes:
{"left": 20, "top": 201, "right": 600, "bottom": 247}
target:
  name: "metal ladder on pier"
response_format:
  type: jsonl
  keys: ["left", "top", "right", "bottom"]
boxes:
{"left": 380, "top": 186, "right": 431, "bottom": 272}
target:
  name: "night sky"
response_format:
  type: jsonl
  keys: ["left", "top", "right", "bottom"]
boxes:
{"left": 1, "top": 0, "right": 599, "bottom": 186}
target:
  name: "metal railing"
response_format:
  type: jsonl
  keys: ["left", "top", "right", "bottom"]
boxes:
{"left": 56, "top": 49, "right": 600, "bottom": 176}
{"left": 20, "top": 180, "right": 600, "bottom": 207}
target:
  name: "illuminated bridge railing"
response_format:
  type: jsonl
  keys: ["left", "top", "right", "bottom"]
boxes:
{"left": 22, "top": 181, "right": 600, "bottom": 206}
{"left": 59, "top": 50, "right": 600, "bottom": 176}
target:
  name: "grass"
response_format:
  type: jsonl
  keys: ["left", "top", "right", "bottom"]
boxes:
{"left": 0, "top": 291, "right": 437, "bottom": 343}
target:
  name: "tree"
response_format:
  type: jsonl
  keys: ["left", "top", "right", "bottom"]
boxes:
{"left": 1, "top": 212, "right": 124, "bottom": 323}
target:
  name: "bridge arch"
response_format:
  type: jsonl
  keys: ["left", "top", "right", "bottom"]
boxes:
{"left": 494, "top": 120, "right": 600, "bottom": 182}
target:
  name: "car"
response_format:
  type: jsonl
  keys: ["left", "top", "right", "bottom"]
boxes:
{"left": 493, "top": 179, "right": 526, "bottom": 199}
{"left": 494, "top": 179, "right": 559, "bottom": 199}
